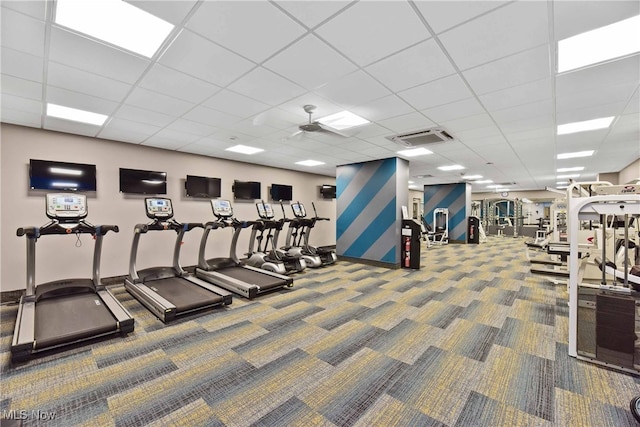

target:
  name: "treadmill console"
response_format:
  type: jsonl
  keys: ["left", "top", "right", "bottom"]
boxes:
{"left": 46, "top": 193, "right": 88, "bottom": 221}
{"left": 212, "top": 199, "right": 233, "bottom": 218}
{"left": 256, "top": 202, "right": 274, "bottom": 219}
{"left": 145, "top": 198, "right": 173, "bottom": 219}
{"left": 292, "top": 202, "right": 306, "bottom": 218}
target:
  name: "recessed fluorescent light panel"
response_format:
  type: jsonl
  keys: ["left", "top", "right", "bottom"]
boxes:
{"left": 486, "top": 184, "right": 501, "bottom": 188}
{"left": 558, "top": 14, "right": 640, "bottom": 73}
{"left": 225, "top": 145, "right": 264, "bottom": 155}
{"left": 557, "top": 117, "right": 614, "bottom": 135}
{"left": 462, "top": 175, "right": 483, "bottom": 180}
{"left": 47, "top": 103, "right": 108, "bottom": 126}
{"left": 437, "top": 165, "right": 465, "bottom": 171}
{"left": 296, "top": 160, "right": 325, "bottom": 167}
{"left": 474, "top": 180, "right": 493, "bottom": 184}
{"left": 397, "top": 148, "right": 433, "bottom": 157}
{"left": 557, "top": 167, "right": 585, "bottom": 172}
{"left": 55, "top": 0, "right": 174, "bottom": 58}
{"left": 557, "top": 174, "right": 581, "bottom": 179}
{"left": 317, "top": 111, "right": 369, "bottom": 130}
{"left": 557, "top": 150, "right": 594, "bottom": 159}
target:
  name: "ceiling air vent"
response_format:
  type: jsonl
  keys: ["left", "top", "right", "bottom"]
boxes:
{"left": 386, "top": 127, "right": 454, "bottom": 147}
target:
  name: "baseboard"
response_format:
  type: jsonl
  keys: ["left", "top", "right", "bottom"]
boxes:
{"left": 337, "top": 256, "right": 400, "bottom": 269}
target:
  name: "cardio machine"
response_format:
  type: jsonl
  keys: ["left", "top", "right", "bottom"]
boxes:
{"left": 247, "top": 201, "right": 306, "bottom": 273}
{"left": 196, "top": 199, "right": 293, "bottom": 299}
{"left": 279, "top": 201, "right": 322, "bottom": 268}
{"left": 288, "top": 202, "right": 337, "bottom": 266}
{"left": 11, "top": 194, "right": 133, "bottom": 362}
{"left": 125, "top": 198, "right": 232, "bottom": 323}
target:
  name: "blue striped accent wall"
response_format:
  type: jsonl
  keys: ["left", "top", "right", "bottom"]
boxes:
{"left": 336, "top": 158, "right": 407, "bottom": 266}
{"left": 423, "top": 183, "right": 471, "bottom": 242}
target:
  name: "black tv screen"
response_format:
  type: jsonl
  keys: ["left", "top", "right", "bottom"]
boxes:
{"left": 233, "top": 180, "right": 261, "bottom": 200}
{"left": 119, "top": 168, "right": 167, "bottom": 194}
{"left": 270, "top": 183, "right": 293, "bottom": 201}
{"left": 185, "top": 175, "right": 221, "bottom": 198}
{"left": 320, "top": 184, "right": 336, "bottom": 199}
{"left": 30, "top": 159, "right": 97, "bottom": 191}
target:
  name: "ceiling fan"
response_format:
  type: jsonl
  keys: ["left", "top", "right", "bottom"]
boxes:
{"left": 290, "top": 105, "right": 348, "bottom": 138}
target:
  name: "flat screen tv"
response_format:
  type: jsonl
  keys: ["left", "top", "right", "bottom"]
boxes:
{"left": 270, "top": 183, "right": 293, "bottom": 201}
{"left": 233, "top": 180, "right": 261, "bottom": 200}
{"left": 320, "top": 184, "right": 336, "bottom": 199}
{"left": 119, "top": 168, "right": 167, "bottom": 195}
{"left": 185, "top": 175, "right": 221, "bottom": 198}
{"left": 30, "top": 159, "right": 97, "bottom": 191}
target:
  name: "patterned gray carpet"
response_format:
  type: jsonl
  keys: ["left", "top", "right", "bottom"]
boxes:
{"left": 1, "top": 237, "right": 639, "bottom": 426}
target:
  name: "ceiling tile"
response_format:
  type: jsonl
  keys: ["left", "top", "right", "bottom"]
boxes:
{"left": 182, "top": 105, "right": 242, "bottom": 128}
{"left": 1, "top": 93, "right": 42, "bottom": 115}
{"left": 125, "top": 87, "right": 194, "bottom": 117}
{"left": 126, "top": 0, "right": 198, "bottom": 25}
{"left": 47, "top": 61, "right": 131, "bottom": 102}
{"left": 479, "top": 78, "right": 552, "bottom": 111}
{"left": 365, "top": 39, "right": 455, "bottom": 92}
{"left": 101, "top": 117, "right": 161, "bottom": 137}
{"left": 314, "top": 70, "right": 391, "bottom": 108}
{"left": 315, "top": 1, "right": 429, "bottom": 66}
{"left": 165, "top": 118, "right": 217, "bottom": 137}
{"left": 49, "top": 27, "right": 150, "bottom": 84}
{"left": 398, "top": 74, "right": 472, "bottom": 110}
{"left": 1, "top": 7, "right": 45, "bottom": 57}
{"left": 556, "top": 101, "right": 628, "bottom": 125}
{"left": 498, "top": 114, "right": 554, "bottom": 134}
{"left": 438, "top": 1, "right": 549, "bottom": 70}
{"left": 491, "top": 99, "right": 555, "bottom": 125}
{"left": 441, "top": 113, "right": 496, "bottom": 133}
{"left": 98, "top": 127, "right": 153, "bottom": 144}
{"left": 224, "top": 119, "right": 279, "bottom": 138}
{"left": 556, "top": 81, "right": 637, "bottom": 112}
{"left": 159, "top": 29, "right": 255, "bottom": 87}
{"left": 139, "top": 63, "right": 221, "bottom": 104}
{"left": 46, "top": 86, "right": 118, "bottom": 116}
{"left": 1, "top": 108, "right": 41, "bottom": 128}
{"left": 463, "top": 45, "right": 551, "bottom": 95}
{"left": 422, "top": 97, "right": 486, "bottom": 124}
{"left": 1, "top": 1, "right": 46, "bottom": 20}
{"left": 202, "top": 89, "right": 270, "bottom": 120}
{"left": 43, "top": 116, "right": 100, "bottom": 137}
{"left": 263, "top": 34, "right": 357, "bottom": 90}
{"left": 114, "top": 104, "right": 175, "bottom": 128}
{"left": 1, "top": 47, "right": 43, "bottom": 82}
{"left": 146, "top": 128, "right": 200, "bottom": 148}
{"left": 350, "top": 95, "right": 414, "bottom": 122}
{"left": 414, "top": 1, "right": 510, "bottom": 34}
{"left": 1, "top": 74, "right": 41, "bottom": 100}
{"left": 351, "top": 123, "right": 394, "bottom": 139}
{"left": 273, "top": 1, "right": 351, "bottom": 29}
{"left": 555, "top": 55, "right": 640, "bottom": 96}
{"left": 228, "top": 67, "right": 306, "bottom": 106}
{"left": 554, "top": 0, "right": 640, "bottom": 40}
{"left": 376, "top": 112, "right": 436, "bottom": 134}
{"left": 186, "top": 1, "right": 306, "bottom": 63}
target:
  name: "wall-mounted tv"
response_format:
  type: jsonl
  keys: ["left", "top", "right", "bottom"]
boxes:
{"left": 185, "top": 175, "right": 221, "bottom": 198}
{"left": 30, "top": 159, "right": 97, "bottom": 191}
{"left": 233, "top": 180, "right": 261, "bottom": 200}
{"left": 270, "top": 183, "right": 293, "bottom": 201}
{"left": 119, "top": 168, "right": 167, "bottom": 195}
{"left": 320, "top": 184, "right": 336, "bottom": 199}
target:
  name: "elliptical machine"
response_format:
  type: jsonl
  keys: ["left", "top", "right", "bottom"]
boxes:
{"left": 280, "top": 201, "right": 322, "bottom": 268}
{"left": 245, "top": 201, "right": 306, "bottom": 274}
{"left": 289, "top": 201, "right": 337, "bottom": 266}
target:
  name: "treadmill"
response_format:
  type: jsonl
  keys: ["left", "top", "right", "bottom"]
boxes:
{"left": 291, "top": 202, "right": 337, "bottom": 266}
{"left": 11, "top": 194, "right": 134, "bottom": 362}
{"left": 196, "top": 199, "right": 293, "bottom": 299}
{"left": 124, "top": 198, "right": 232, "bottom": 322}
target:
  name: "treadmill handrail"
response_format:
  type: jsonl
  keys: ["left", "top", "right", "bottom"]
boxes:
{"left": 17, "top": 221, "right": 119, "bottom": 238}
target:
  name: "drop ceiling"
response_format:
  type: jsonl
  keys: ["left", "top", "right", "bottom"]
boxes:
{"left": 1, "top": 0, "right": 639, "bottom": 193}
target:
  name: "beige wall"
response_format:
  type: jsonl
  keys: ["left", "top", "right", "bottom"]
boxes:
{"left": 619, "top": 158, "right": 640, "bottom": 184}
{"left": 1, "top": 124, "right": 336, "bottom": 292}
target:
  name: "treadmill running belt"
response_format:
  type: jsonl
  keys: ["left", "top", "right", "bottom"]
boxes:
{"left": 146, "top": 277, "right": 225, "bottom": 313}
{"left": 35, "top": 293, "right": 118, "bottom": 349}
{"left": 217, "top": 267, "right": 288, "bottom": 291}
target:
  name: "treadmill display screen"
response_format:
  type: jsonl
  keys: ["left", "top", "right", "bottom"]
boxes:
{"left": 145, "top": 198, "right": 173, "bottom": 219}
{"left": 46, "top": 193, "right": 88, "bottom": 220}
{"left": 291, "top": 203, "right": 306, "bottom": 218}
{"left": 212, "top": 199, "right": 233, "bottom": 218}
